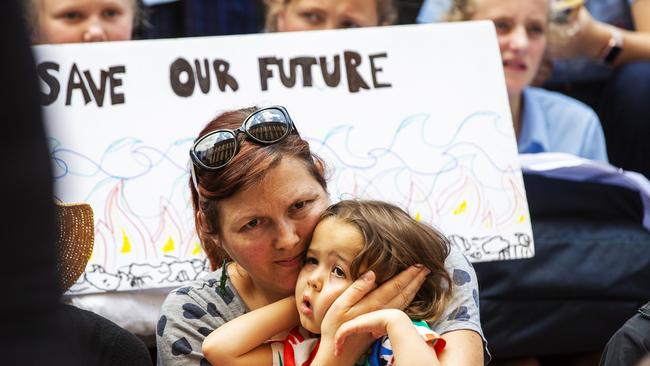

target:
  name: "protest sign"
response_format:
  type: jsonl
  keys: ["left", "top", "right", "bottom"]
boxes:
{"left": 35, "top": 22, "right": 533, "bottom": 294}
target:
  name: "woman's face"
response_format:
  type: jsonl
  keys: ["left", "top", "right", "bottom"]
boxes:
{"left": 471, "top": 0, "right": 548, "bottom": 96}
{"left": 277, "top": 0, "right": 380, "bottom": 31}
{"left": 35, "top": 0, "right": 134, "bottom": 44}
{"left": 216, "top": 157, "right": 330, "bottom": 299}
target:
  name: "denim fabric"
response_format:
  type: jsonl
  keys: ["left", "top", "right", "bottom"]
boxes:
{"left": 141, "top": 0, "right": 264, "bottom": 39}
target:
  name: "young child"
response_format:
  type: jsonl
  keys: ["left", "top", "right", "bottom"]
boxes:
{"left": 23, "top": 0, "right": 140, "bottom": 44}
{"left": 203, "top": 199, "right": 454, "bottom": 366}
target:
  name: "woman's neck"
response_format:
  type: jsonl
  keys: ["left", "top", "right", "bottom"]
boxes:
{"left": 227, "top": 263, "right": 288, "bottom": 310}
{"left": 509, "top": 92, "right": 523, "bottom": 140}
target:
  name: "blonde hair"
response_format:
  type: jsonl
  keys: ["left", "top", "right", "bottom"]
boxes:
{"left": 322, "top": 200, "right": 453, "bottom": 322}
{"left": 264, "top": 0, "right": 398, "bottom": 32}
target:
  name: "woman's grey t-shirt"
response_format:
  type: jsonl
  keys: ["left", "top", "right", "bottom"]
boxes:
{"left": 155, "top": 245, "right": 487, "bottom": 365}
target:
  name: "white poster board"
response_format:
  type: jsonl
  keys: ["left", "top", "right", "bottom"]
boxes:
{"left": 35, "top": 22, "right": 534, "bottom": 294}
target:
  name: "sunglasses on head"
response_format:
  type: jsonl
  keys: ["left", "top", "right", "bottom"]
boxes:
{"left": 189, "top": 105, "right": 298, "bottom": 194}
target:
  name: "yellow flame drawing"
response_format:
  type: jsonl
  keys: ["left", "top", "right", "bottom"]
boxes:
{"left": 163, "top": 236, "right": 175, "bottom": 253}
{"left": 519, "top": 214, "right": 526, "bottom": 223}
{"left": 120, "top": 228, "right": 132, "bottom": 253}
{"left": 192, "top": 243, "right": 202, "bottom": 256}
{"left": 453, "top": 200, "right": 467, "bottom": 215}
{"left": 414, "top": 212, "right": 422, "bottom": 222}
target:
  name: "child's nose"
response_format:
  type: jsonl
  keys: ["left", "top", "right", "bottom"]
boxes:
{"left": 307, "top": 271, "right": 322, "bottom": 291}
{"left": 83, "top": 22, "right": 108, "bottom": 43}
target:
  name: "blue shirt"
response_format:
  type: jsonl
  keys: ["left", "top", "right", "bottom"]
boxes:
{"left": 518, "top": 87, "right": 608, "bottom": 162}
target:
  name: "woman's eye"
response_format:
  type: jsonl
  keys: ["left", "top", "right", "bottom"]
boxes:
{"left": 103, "top": 9, "right": 119, "bottom": 18}
{"left": 527, "top": 24, "right": 546, "bottom": 37}
{"left": 243, "top": 218, "right": 259, "bottom": 230}
{"left": 332, "top": 266, "right": 346, "bottom": 278}
{"left": 292, "top": 201, "right": 307, "bottom": 210}
{"left": 301, "top": 12, "right": 322, "bottom": 24}
{"left": 493, "top": 20, "right": 511, "bottom": 34}
{"left": 340, "top": 20, "right": 360, "bottom": 29}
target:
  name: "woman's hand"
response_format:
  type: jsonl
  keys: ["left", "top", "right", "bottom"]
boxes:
{"left": 321, "top": 265, "right": 430, "bottom": 338}
{"left": 309, "top": 266, "right": 430, "bottom": 366}
{"left": 548, "top": 6, "right": 601, "bottom": 59}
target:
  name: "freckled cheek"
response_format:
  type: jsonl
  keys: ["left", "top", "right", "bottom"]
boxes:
{"left": 226, "top": 240, "right": 274, "bottom": 271}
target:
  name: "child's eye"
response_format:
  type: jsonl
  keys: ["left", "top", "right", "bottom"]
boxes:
{"left": 332, "top": 266, "right": 346, "bottom": 278}
{"left": 304, "top": 257, "right": 318, "bottom": 265}
{"left": 63, "top": 11, "right": 82, "bottom": 20}
{"left": 103, "top": 9, "right": 120, "bottom": 18}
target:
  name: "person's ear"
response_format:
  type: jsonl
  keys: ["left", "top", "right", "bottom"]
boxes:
{"left": 314, "top": 157, "right": 325, "bottom": 178}
{"left": 196, "top": 210, "right": 207, "bottom": 231}
{"left": 276, "top": 7, "right": 287, "bottom": 32}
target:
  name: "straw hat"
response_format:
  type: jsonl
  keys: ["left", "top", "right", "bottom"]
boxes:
{"left": 55, "top": 202, "right": 94, "bottom": 292}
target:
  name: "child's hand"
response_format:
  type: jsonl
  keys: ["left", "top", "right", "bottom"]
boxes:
{"left": 333, "top": 309, "right": 410, "bottom": 356}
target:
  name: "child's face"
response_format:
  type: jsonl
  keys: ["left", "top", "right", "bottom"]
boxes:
{"left": 35, "top": 0, "right": 134, "bottom": 44}
{"left": 295, "top": 217, "right": 364, "bottom": 334}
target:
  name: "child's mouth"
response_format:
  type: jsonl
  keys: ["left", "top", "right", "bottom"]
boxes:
{"left": 300, "top": 296, "right": 313, "bottom": 316}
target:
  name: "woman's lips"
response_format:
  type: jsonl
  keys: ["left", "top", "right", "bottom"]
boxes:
{"left": 275, "top": 252, "right": 303, "bottom": 267}
{"left": 503, "top": 59, "right": 528, "bottom": 71}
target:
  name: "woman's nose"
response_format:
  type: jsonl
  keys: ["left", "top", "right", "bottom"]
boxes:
{"left": 508, "top": 25, "right": 529, "bottom": 52}
{"left": 83, "top": 22, "right": 108, "bottom": 42}
{"left": 274, "top": 219, "right": 300, "bottom": 250}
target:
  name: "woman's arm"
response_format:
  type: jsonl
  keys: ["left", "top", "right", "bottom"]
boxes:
{"left": 202, "top": 297, "right": 299, "bottom": 366}
{"left": 549, "top": 2, "right": 650, "bottom": 66}
{"left": 334, "top": 309, "right": 441, "bottom": 366}
{"left": 311, "top": 266, "right": 431, "bottom": 366}
{"left": 437, "top": 329, "right": 484, "bottom": 365}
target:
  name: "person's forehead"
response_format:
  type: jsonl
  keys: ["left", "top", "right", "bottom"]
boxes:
{"left": 474, "top": 0, "right": 548, "bottom": 17}
{"left": 310, "top": 218, "right": 363, "bottom": 259}
{"left": 218, "top": 157, "right": 326, "bottom": 220}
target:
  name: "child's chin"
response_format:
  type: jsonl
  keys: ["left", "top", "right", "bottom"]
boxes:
{"left": 300, "top": 318, "right": 321, "bottom": 335}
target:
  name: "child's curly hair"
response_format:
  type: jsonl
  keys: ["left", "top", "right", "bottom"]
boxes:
{"left": 322, "top": 199, "right": 453, "bottom": 322}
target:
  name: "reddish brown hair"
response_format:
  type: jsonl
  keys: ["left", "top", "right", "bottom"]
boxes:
{"left": 322, "top": 200, "right": 453, "bottom": 322}
{"left": 191, "top": 106, "right": 326, "bottom": 270}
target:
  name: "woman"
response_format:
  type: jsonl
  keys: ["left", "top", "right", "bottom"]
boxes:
{"left": 448, "top": 0, "right": 609, "bottom": 162}
{"left": 264, "top": 0, "right": 398, "bottom": 32}
{"left": 156, "top": 106, "right": 486, "bottom": 365}
{"left": 24, "top": 0, "right": 141, "bottom": 44}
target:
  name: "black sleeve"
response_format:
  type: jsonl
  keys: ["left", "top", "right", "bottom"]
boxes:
{"left": 600, "top": 302, "right": 650, "bottom": 366}
{"left": 61, "top": 304, "right": 153, "bottom": 366}
{"left": 0, "top": 1, "right": 80, "bottom": 365}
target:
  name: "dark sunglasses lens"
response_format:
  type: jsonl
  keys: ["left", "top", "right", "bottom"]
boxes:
{"left": 244, "top": 108, "right": 290, "bottom": 142}
{"left": 194, "top": 131, "right": 237, "bottom": 168}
